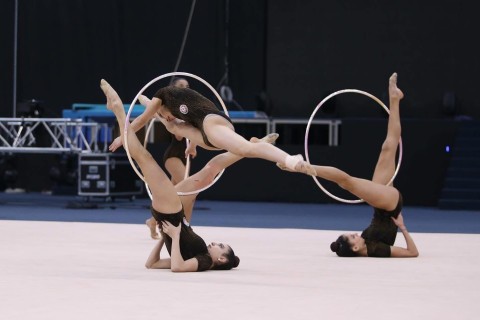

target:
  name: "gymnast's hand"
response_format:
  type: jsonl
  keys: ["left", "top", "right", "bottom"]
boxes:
{"left": 185, "top": 142, "right": 197, "bottom": 159}
{"left": 391, "top": 213, "right": 406, "bottom": 230}
{"left": 109, "top": 136, "right": 123, "bottom": 152}
{"left": 161, "top": 221, "right": 181, "bottom": 239}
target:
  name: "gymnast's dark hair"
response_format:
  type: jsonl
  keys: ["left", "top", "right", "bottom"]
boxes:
{"left": 330, "top": 235, "right": 357, "bottom": 257}
{"left": 212, "top": 247, "right": 240, "bottom": 270}
{"left": 153, "top": 86, "right": 220, "bottom": 128}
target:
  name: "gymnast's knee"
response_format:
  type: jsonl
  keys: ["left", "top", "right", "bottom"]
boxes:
{"left": 381, "top": 137, "right": 398, "bottom": 154}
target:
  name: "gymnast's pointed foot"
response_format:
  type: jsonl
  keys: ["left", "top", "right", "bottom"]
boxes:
{"left": 146, "top": 218, "right": 160, "bottom": 240}
{"left": 138, "top": 94, "right": 151, "bottom": 107}
{"left": 281, "top": 154, "right": 316, "bottom": 176}
{"left": 296, "top": 160, "right": 317, "bottom": 176}
{"left": 276, "top": 162, "right": 294, "bottom": 172}
{"left": 250, "top": 132, "right": 279, "bottom": 144}
{"left": 389, "top": 73, "right": 404, "bottom": 102}
{"left": 100, "top": 79, "right": 123, "bottom": 112}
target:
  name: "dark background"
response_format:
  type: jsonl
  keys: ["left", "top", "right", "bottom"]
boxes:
{"left": 0, "top": 0, "right": 478, "bottom": 206}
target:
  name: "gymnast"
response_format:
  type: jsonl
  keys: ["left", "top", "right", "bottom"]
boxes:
{"left": 101, "top": 78, "right": 315, "bottom": 175}
{"left": 279, "top": 73, "right": 419, "bottom": 258}
{"left": 101, "top": 79, "right": 277, "bottom": 271}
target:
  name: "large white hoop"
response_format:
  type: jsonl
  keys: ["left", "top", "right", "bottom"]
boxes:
{"left": 304, "top": 89, "right": 403, "bottom": 204}
{"left": 124, "top": 72, "right": 229, "bottom": 198}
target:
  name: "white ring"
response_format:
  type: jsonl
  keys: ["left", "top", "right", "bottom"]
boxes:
{"left": 124, "top": 72, "right": 229, "bottom": 198}
{"left": 304, "top": 89, "right": 403, "bottom": 204}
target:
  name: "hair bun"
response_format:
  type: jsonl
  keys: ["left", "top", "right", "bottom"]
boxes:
{"left": 330, "top": 242, "right": 339, "bottom": 252}
{"left": 233, "top": 256, "right": 240, "bottom": 268}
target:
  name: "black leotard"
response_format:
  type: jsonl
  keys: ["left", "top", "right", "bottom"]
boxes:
{"left": 154, "top": 87, "right": 233, "bottom": 148}
{"left": 361, "top": 192, "right": 403, "bottom": 257}
{"left": 150, "top": 207, "right": 213, "bottom": 271}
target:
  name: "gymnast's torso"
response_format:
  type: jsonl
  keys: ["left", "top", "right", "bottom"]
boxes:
{"left": 150, "top": 207, "right": 213, "bottom": 271}
{"left": 361, "top": 192, "right": 403, "bottom": 257}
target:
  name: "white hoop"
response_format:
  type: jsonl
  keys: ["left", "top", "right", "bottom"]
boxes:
{"left": 124, "top": 72, "right": 229, "bottom": 198}
{"left": 304, "top": 89, "right": 403, "bottom": 204}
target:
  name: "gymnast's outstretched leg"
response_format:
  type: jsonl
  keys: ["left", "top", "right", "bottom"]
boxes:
{"left": 100, "top": 80, "right": 181, "bottom": 214}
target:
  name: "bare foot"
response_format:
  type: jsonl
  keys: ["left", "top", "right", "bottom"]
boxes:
{"left": 295, "top": 160, "right": 316, "bottom": 176}
{"left": 276, "top": 162, "right": 294, "bottom": 172}
{"left": 389, "top": 73, "right": 404, "bottom": 101}
{"left": 280, "top": 154, "right": 317, "bottom": 175}
{"left": 250, "top": 133, "right": 279, "bottom": 144}
{"left": 100, "top": 79, "right": 123, "bottom": 112}
{"left": 146, "top": 218, "right": 160, "bottom": 240}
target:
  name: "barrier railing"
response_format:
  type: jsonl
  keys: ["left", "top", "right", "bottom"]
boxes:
{"left": 0, "top": 118, "right": 108, "bottom": 154}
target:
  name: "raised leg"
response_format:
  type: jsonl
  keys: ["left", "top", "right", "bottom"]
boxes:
{"left": 371, "top": 73, "right": 404, "bottom": 185}
{"left": 100, "top": 79, "right": 182, "bottom": 214}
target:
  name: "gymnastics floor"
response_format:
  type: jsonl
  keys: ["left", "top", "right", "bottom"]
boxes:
{"left": 1, "top": 193, "right": 479, "bottom": 320}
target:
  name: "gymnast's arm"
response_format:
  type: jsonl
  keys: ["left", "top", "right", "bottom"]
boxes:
{"left": 145, "top": 237, "right": 171, "bottom": 269}
{"left": 129, "top": 101, "right": 159, "bottom": 133}
{"left": 389, "top": 213, "right": 419, "bottom": 257}
{"left": 162, "top": 221, "right": 199, "bottom": 272}
{"left": 109, "top": 100, "right": 160, "bottom": 152}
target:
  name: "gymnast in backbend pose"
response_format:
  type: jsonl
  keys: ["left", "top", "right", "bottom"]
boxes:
{"left": 101, "top": 79, "right": 278, "bottom": 271}
{"left": 101, "top": 78, "right": 315, "bottom": 176}
{"left": 279, "top": 73, "right": 419, "bottom": 258}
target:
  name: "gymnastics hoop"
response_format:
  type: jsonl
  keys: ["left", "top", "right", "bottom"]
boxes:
{"left": 304, "top": 89, "right": 403, "bottom": 204}
{"left": 124, "top": 72, "right": 229, "bottom": 198}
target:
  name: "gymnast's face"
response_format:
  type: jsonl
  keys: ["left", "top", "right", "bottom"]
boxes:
{"left": 208, "top": 242, "right": 230, "bottom": 263}
{"left": 153, "top": 98, "right": 175, "bottom": 122}
{"left": 173, "top": 79, "right": 189, "bottom": 88}
{"left": 344, "top": 233, "right": 364, "bottom": 251}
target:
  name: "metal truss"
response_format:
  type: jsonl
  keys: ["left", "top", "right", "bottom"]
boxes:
{"left": 0, "top": 118, "right": 109, "bottom": 154}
